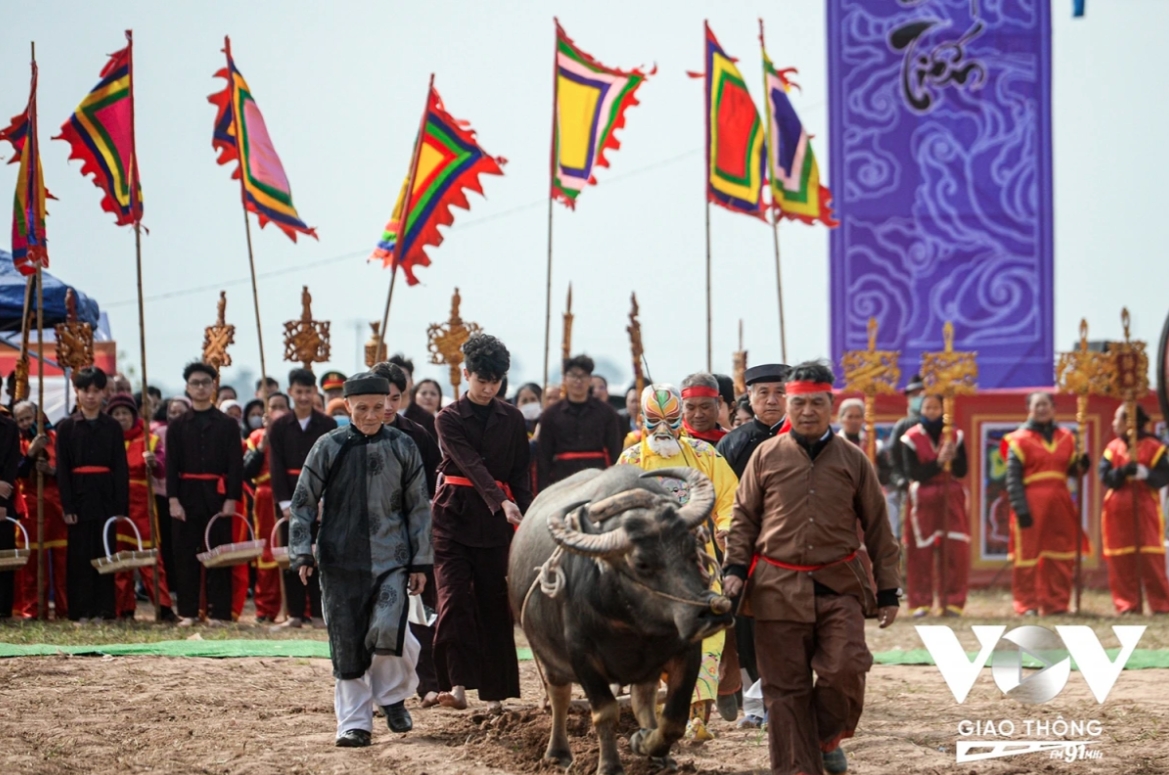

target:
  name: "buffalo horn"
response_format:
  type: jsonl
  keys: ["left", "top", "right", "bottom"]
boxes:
{"left": 548, "top": 503, "right": 632, "bottom": 557}
{"left": 638, "top": 468, "right": 716, "bottom": 530}
{"left": 584, "top": 489, "right": 659, "bottom": 524}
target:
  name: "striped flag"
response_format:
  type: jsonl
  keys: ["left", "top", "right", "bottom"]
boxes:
{"left": 1, "top": 60, "right": 50, "bottom": 275}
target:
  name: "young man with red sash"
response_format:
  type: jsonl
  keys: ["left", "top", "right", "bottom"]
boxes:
{"left": 900, "top": 394, "right": 969, "bottom": 617}
{"left": 1003, "top": 392, "right": 1091, "bottom": 616}
{"left": 1098, "top": 404, "right": 1169, "bottom": 614}
{"left": 432, "top": 334, "right": 533, "bottom": 712}
{"left": 12, "top": 401, "right": 67, "bottom": 619}
{"left": 534, "top": 354, "right": 623, "bottom": 493}
{"left": 268, "top": 369, "right": 336, "bottom": 628}
{"left": 242, "top": 392, "right": 290, "bottom": 623}
{"left": 56, "top": 367, "right": 130, "bottom": 624}
{"left": 724, "top": 362, "right": 900, "bottom": 775}
{"left": 166, "top": 362, "right": 244, "bottom": 627}
{"left": 106, "top": 394, "right": 174, "bottom": 621}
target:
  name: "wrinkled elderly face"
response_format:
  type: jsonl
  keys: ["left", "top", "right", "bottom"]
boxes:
{"left": 838, "top": 404, "right": 865, "bottom": 436}
{"left": 683, "top": 396, "right": 720, "bottom": 434}
{"left": 111, "top": 406, "right": 135, "bottom": 432}
{"left": 346, "top": 393, "right": 387, "bottom": 436}
{"left": 788, "top": 391, "right": 833, "bottom": 438}
{"left": 749, "top": 382, "right": 786, "bottom": 426}
{"left": 14, "top": 405, "right": 34, "bottom": 432}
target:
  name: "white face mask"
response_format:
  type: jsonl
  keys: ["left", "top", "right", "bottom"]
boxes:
{"left": 247, "top": 415, "right": 263, "bottom": 430}
{"left": 520, "top": 402, "right": 541, "bottom": 421}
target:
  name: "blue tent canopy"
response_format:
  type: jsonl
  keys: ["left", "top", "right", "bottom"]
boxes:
{"left": 0, "top": 250, "right": 101, "bottom": 330}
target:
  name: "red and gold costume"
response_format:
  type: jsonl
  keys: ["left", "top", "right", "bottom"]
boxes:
{"left": 115, "top": 419, "right": 172, "bottom": 616}
{"left": 1003, "top": 423, "right": 1088, "bottom": 615}
{"left": 244, "top": 428, "right": 281, "bottom": 621}
{"left": 15, "top": 431, "right": 68, "bottom": 619}
{"left": 901, "top": 423, "right": 969, "bottom": 614}
{"left": 1099, "top": 435, "right": 1169, "bottom": 614}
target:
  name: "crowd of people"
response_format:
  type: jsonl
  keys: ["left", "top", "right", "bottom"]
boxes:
{"left": 0, "top": 335, "right": 1165, "bottom": 774}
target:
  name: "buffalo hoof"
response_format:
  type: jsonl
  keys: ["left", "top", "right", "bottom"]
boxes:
{"left": 630, "top": 728, "right": 668, "bottom": 758}
{"left": 649, "top": 755, "right": 678, "bottom": 772}
{"left": 543, "top": 746, "right": 573, "bottom": 769}
{"left": 597, "top": 762, "right": 624, "bottom": 775}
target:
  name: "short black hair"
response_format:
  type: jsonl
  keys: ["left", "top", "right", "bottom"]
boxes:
{"left": 254, "top": 376, "right": 279, "bottom": 391}
{"left": 72, "top": 366, "right": 107, "bottom": 391}
{"left": 218, "top": 384, "right": 237, "bottom": 396}
{"left": 785, "top": 360, "right": 835, "bottom": 388}
{"left": 287, "top": 368, "right": 316, "bottom": 389}
{"left": 266, "top": 392, "right": 290, "bottom": 410}
{"left": 184, "top": 361, "right": 218, "bottom": 382}
{"left": 372, "top": 361, "right": 408, "bottom": 393}
{"left": 389, "top": 354, "right": 414, "bottom": 376}
{"left": 463, "top": 334, "right": 509, "bottom": 382}
{"left": 714, "top": 374, "right": 736, "bottom": 409}
{"left": 1026, "top": 391, "right": 1055, "bottom": 410}
{"left": 736, "top": 394, "right": 754, "bottom": 418}
{"left": 563, "top": 354, "right": 595, "bottom": 376}
{"left": 147, "top": 385, "right": 162, "bottom": 400}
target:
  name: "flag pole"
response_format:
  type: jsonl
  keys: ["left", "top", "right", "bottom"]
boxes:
{"left": 378, "top": 74, "right": 433, "bottom": 360}
{"left": 223, "top": 37, "right": 270, "bottom": 399}
{"left": 126, "top": 29, "right": 162, "bottom": 621}
{"left": 771, "top": 214, "right": 788, "bottom": 363}
{"left": 703, "top": 21, "right": 713, "bottom": 372}
{"left": 759, "top": 20, "right": 788, "bottom": 364}
{"left": 543, "top": 19, "right": 560, "bottom": 395}
{"left": 26, "top": 41, "right": 48, "bottom": 621}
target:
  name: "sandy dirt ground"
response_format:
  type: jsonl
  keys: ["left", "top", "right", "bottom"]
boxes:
{"left": 0, "top": 650, "right": 1166, "bottom": 775}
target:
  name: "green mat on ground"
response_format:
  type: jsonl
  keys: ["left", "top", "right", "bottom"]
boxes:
{"left": 0, "top": 640, "right": 535, "bottom": 661}
{"left": 0, "top": 641, "right": 1166, "bottom": 669}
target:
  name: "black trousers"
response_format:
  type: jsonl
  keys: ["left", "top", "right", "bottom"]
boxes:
{"left": 155, "top": 494, "right": 175, "bottom": 585}
{"left": 411, "top": 566, "right": 439, "bottom": 697}
{"left": 172, "top": 509, "right": 233, "bottom": 620}
{"left": 0, "top": 518, "right": 14, "bottom": 617}
{"left": 66, "top": 520, "right": 116, "bottom": 621}
{"left": 281, "top": 518, "right": 321, "bottom": 619}
{"left": 433, "top": 535, "right": 520, "bottom": 701}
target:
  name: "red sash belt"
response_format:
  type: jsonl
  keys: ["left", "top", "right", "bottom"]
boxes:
{"left": 749, "top": 549, "right": 858, "bottom": 576}
{"left": 445, "top": 474, "right": 514, "bottom": 501}
{"left": 286, "top": 468, "right": 302, "bottom": 476}
{"left": 553, "top": 450, "right": 611, "bottom": 465}
{"left": 72, "top": 466, "right": 110, "bottom": 474}
{"left": 180, "top": 472, "right": 226, "bottom": 495}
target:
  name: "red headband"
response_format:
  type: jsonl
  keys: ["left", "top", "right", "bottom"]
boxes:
{"left": 681, "top": 386, "right": 720, "bottom": 399}
{"left": 785, "top": 381, "right": 834, "bottom": 395}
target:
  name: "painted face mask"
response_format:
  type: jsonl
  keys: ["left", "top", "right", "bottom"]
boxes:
{"left": 641, "top": 384, "right": 683, "bottom": 458}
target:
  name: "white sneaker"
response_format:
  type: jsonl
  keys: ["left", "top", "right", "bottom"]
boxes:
{"left": 176, "top": 617, "right": 197, "bottom": 628}
{"left": 270, "top": 617, "right": 303, "bottom": 632}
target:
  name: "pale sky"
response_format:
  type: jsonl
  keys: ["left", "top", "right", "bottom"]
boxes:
{"left": 2, "top": 1, "right": 1164, "bottom": 398}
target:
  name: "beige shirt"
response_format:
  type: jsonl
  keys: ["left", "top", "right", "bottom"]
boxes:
{"left": 725, "top": 432, "right": 901, "bottom": 623}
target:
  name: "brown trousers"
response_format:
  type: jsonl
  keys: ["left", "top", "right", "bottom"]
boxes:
{"left": 755, "top": 594, "right": 873, "bottom": 775}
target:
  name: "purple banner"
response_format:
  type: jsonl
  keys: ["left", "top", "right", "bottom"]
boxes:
{"left": 828, "top": 0, "right": 1053, "bottom": 388}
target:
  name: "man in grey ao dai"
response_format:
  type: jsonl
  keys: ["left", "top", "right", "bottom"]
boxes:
{"left": 289, "top": 372, "right": 433, "bottom": 748}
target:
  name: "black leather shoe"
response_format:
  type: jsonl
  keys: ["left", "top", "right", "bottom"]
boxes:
{"left": 383, "top": 701, "right": 413, "bottom": 733}
{"left": 335, "top": 729, "right": 371, "bottom": 747}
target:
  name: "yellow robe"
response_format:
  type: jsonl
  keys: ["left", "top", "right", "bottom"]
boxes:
{"left": 617, "top": 436, "right": 738, "bottom": 704}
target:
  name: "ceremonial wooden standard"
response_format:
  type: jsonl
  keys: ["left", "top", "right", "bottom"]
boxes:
{"left": 203, "top": 291, "right": 236, "bottom": 373}
{"left": 560, "top": 284, "right": 574, "bottom": 397}
{"left": 428, "top": 288, "right": 482, "bottom": 399}
{"left": 732, "top": 319, "right": 748, "bottom": 397}
{"left": 1108, "top": 308, "right": 1150, "bottom": 612}
{"left": 627, "top": 293, "right": 646, "bottom": 398}
{"left": 1056, "top": 318, "right": 1113, "bottom": 612}
{"left": 365, "top": 321, "right": 387, "bottom": 368}
{"left": 53, "top": 290, "right": 95, "bottom": 371}
{"left": 919, "top": 321, "right": 978, "bottom": 610}
{"left": 282, "top": 286, "right": 330, "bottom": 371}
{"left": 841, "top": 317, "right": 901, "bottom": 463}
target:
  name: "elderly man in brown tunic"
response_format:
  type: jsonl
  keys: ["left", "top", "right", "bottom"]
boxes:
{"left": 723, "top": 361, "right": 901, "bottom": 775}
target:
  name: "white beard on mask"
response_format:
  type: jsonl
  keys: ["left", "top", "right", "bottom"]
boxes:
{"left": 647, "top": 432, "right": 682, "bottom": 459}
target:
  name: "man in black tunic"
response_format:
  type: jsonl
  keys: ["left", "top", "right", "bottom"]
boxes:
{"left": 166, "top": 361, "right": 244, "bottom": 626}
{"left": 0, "top": 405, "right": 23, "bottom": 618}
{"left": 432, "top": 334, "right": 533, "bottom": 712}
{"left": 717, "top": 363, "right": 791, "bottom": 479}
{"left": 269, "top": 367, "right": 337, "bottom": 629}
{"left": 373, "top": 360, "right": 442, "bottom": 706}
{"left": 535, "top": 354, "right": 624, "bottom": 492}
{"left": 55, "top": 367, "right": 129, "bottom": 623}
{"left": 290, "top": 373, "right": 432, "bottom": 747}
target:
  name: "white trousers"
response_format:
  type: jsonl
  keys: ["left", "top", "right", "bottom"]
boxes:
{"left": 334, "top": 629, "right": 421, "bottom": 736}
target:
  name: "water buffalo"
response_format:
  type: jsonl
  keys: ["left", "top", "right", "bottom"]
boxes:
{"left": 508, "top": 465, "right": 734, "bottom": 775}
